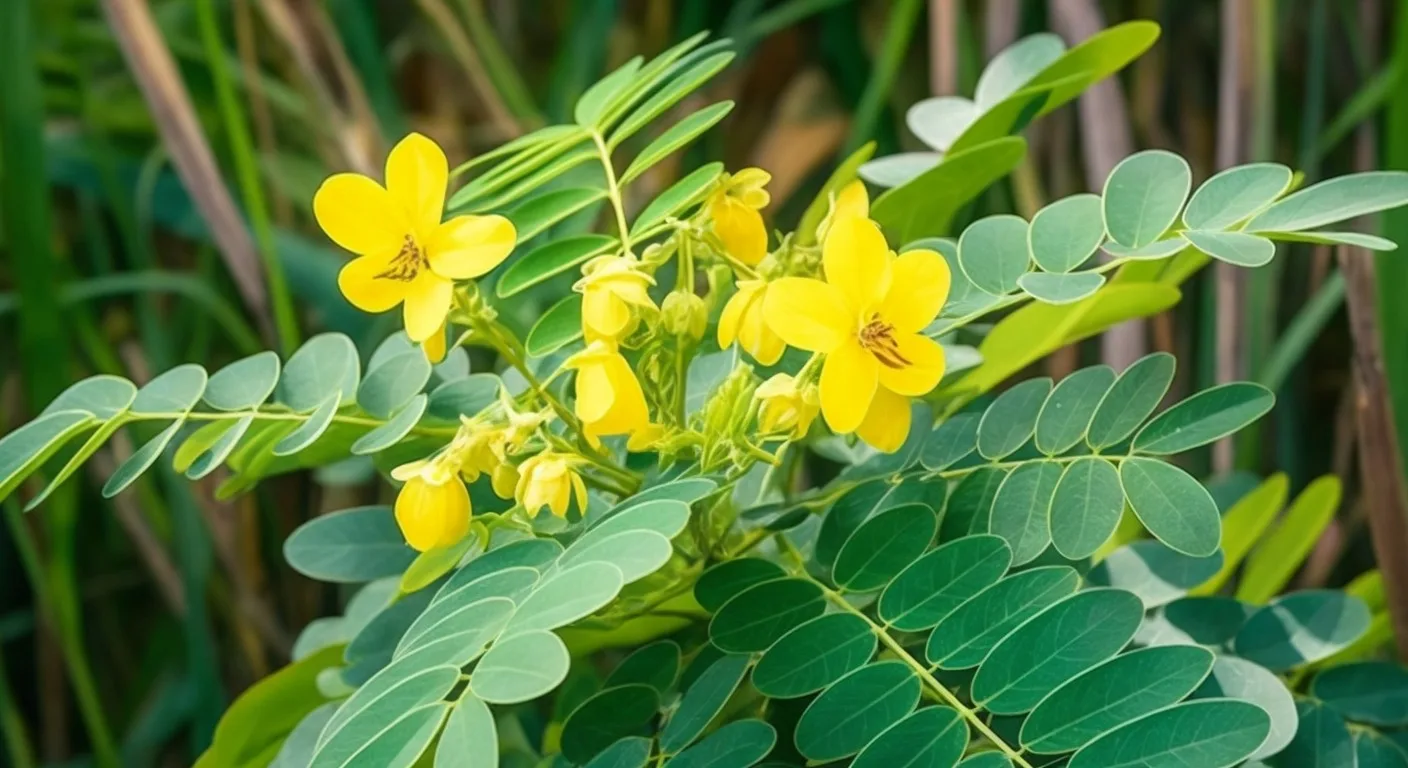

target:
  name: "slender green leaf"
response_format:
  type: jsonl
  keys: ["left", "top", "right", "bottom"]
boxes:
{"left": 879, "top": 534, "right": 1012, "bottom": 631}
{"left": 620, "top": 102, "right": 734, "bottom": 184}
{"left": 793, "top": 661, "right": 920, "bottom": 762}
{"left": 1049, "top": 457, "right": 1124, "bottom": 559}
{"left": 928, "top": 566, "right": 1080, "bottom": 669}
{"left": 1035, "top": 365, "right": 1116, "bottom": 454}
{"left": 470, "top": 630, "right": 571, "bottom": 704}
{"left": 1246, "top": 171, "right": 1408, "bottom": 232}
{"left": 977, "top": 378, "right": 1053, "bottom": 459}
{"left": 752, "top": 613, "right": 875, "bottom": 698}
{"left": 1067, "top": 700, "right": 1270, "bottom": 768}
{"left": 1183, "top": 163, "right": 1293, "bottom": 231}
{"left": 834, "top": 503, "right": 936, "bottom": 592}
{"left": 989, "top": 461, "right": 1063, "bottom": 565}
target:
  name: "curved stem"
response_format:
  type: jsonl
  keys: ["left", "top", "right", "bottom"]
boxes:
{"left": 591, "top": 130, "right": 632, "bottom": 251}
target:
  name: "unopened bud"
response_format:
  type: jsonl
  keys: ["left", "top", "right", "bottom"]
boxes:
{"left": 662, "top": 292, "right": 708, "bottom": 341}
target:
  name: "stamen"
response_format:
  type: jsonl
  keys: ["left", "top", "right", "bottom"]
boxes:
{"left": 858, "top": 315, "right": 912, "bottom": 369}
{"left": 374, "top": 234, "right": 426, "bottom": 282}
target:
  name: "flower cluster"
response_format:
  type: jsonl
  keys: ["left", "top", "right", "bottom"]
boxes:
{"left": 313, "top": 134, "right": 951, "bottom": 551}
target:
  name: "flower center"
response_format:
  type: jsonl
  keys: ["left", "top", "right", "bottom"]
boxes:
{"left": 375, "top": 234, "right": 427, "bottom": 282}
{"left": 859, "top": 315, "right": 911, "bottom": 369}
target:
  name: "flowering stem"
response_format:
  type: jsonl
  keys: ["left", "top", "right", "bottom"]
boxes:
{"left": 591, "top": 130, "right": 632, "bottom": 252}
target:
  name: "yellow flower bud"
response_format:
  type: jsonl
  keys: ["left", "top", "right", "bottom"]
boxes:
{"left": 574, "top": 254, "right": 657, "bottom": 341}
{"left": 563, "top": 340, "right": 651, "bottom": 441}
{"left": 708, "top": 167, "right": 773, "bottom": 267}
{"left": 718, "top": 279, "right": 785, "bottom": 366}
{"left": 390, "top": 459, "right": 471, "bottom": 551}
{"left": 515, "top": 453, "right": 588, "bottom": 518}
{"left": 662, "top": 291, "right": 708, "bottom": 340}
{"left": 816, "top": 180, "right": 870, "bottom": 244}
{"left": 755, "top": 374, "right": 820, "bottom": 439}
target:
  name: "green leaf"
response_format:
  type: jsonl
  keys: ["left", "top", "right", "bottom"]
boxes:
{"left": 1192, "top": 474, "right": 1288, "bottom": 596}
{"left": 668, "top": 720, "right": 775, "bottom": 768}
{"left": 630, "top": 162, "right": 724, "bottom": 237}
{"left": 852, "top": 706, "right": 968, "bottom": 768}
{"left": 1029, "top": 193, "right": 1105, "bottom": 272}
{"left": 525, "top": 295, "right": 584, "bottom": 357}
{"left": 752, "top": 613, "right": 875, "bottom": 698}
{"left": 928, "top": 566, "right": 1080, "bottom": 669}
{"left": 1022, "top": 645, "right": 1216, "bottom": 754}
{"left": 972, "top": 588, "right": 1143, "bottom": 714}
{"left": 709, "top": 577, "right": 824, "bottom": 653}
{"left": 879, "top": 534, "right": 1012, "bottom": 631}
{"left": 1087, "top": 540, "right": 1223, "bottom": 609}
{"left": 1142, "top": 595, "right": 1254, "bottom": 647}
{"left": 920, "top": 411, "right": 979, "bottom": 471}
{"left": 1133, "top": 382, "right": 1275, "bottom": 455}
{"left": 351, "top": 394, "right": 428, "bottom": 455}
{"left": 130, "top": 365, "right": 208, "bottom": 415}
{"left": 695, "top": 559, "right": 785, "bottom": 614}
{"left": 1066, "top": 700, "right": 1270, "bottom": 768}
{"left": 794, "top": 661, "right": 920, "bottom": 762}
{"left": 1119, "top": 457, "right": 1220, "bottom": 557}
{"left": 398, "top": 534, "right": 475, "bottom": 595}
{"left": 1015, "top": 20, "right": 1161, "bottom": 118}
{"left": 284, "top": 506, "right": 415, "bottom": 583}
{"left": 989, "top": 461, "right": 1063, "bottom": 565}
{"left": 1237, "top": 476, "right": 1340, "bottom": 604}
{"left": 605, "top": 640, "right": 680, "bottom": 693}
{"left": 1235, "top": 590, "right": 1371, "bottom": 671}
{"left": 834, "top": 503, "right": 936, "bottom": 591}
{"left": 940, "top": 467, "right": 1008, "bottom": 540}
{"left": 583, "top": 738, "right": 652, "bottom": 768}
{"left": 395, "top": 596, "right": 512, "bottom": 661}
{"left": 186, "top": 413, "right": 255, "bottom": 479}
{"left": 311, "top": 669, "right": 456, "bottom": 768}
{"left": 272, "top": 395, "right": 339, "bottom": 456}
{"left": 102, "top": 419, "right": 184, "bottom": 497}
{"left": 660, "top": 653, "right": 751, "bottom": 753}
{"left": 977, "top": 377, "right": 1053, "bottom": 459}
{"left": 0, "top": 411, "right": 94, "bottom": 502}
{"left": 620, "top": 102, "right": 734, "bottom": 185}
{"left": 467, "top": 147, "right": 598, "bottom": 213}
{"left": 1246, "top": 171, "right": 1408, "bottom": 232}
{"left": 576, "top": 56, "right": 644, "bottom": 127}
{"left": 436, "top": 538, "right": 561, "bottom": 599}
{"left": 1183, "top": 163, "right": 1293, "bottom": 231}
{"left": 1268, "top": 700, "right": 1355, "bottom": 767}
{"left": 562, "top": 684, "right": 660, "bottom": 763}
{"left": 1264, "top": 229, "right": 1398, "bottom": 250}
{"left": 1102, "top": 150, "right": 1192, "bottom": 248}
{"left": 507, "top": 187, "right": 608, "bottom": 243}
{"left": 469, "top": 630, "right": 570, "bottom": 704}
{"left": 581, "top": 498, "right": 691, "bottom": 541}
{"left": 1355, "top": 732, "right": 1408, "bottom": 768}
{"left": 556, "top": 530, "right": 673, "bottom": 584}
{"left": 497, "top": 234, "right": 617, "bottom": 298}
{"left": 1018, "top": 271, "right": 1105, "bottom": 304}
{"left": 426, "top": 374, "right": 501, "bottom": 421}
{"left": 279, "top": 333, "right": 359, "bottom": 412}
{"left": 501, "top": 562, "right": 624, "bottom": 637}
{"left": 1193, "top": 655, "right": 1297, "bottom": 760}
{"left": 871, "top": 137, "right": 1027, "bottom": 244}
{"left": 205, "top": 351, "right": 280, "bottom": 410}
{"left": 976, "top": 33, "right": 1067, "bottom": 109}
{"left": 1184, "top": 230, "right": 1276, "bottom": 267}
{"left": 1102, "top": 235, "right": 1189, "bottom": 261}
{"left": 609, "top": 51, "right": 736, "bottom": 148}
{"left": 906, "top": 96, "right": 978, "bottom": 151}
{"left": 817, "top": 476, "right": 939, "bottom": 569}
{"left": 797, "top": 142, "right": 875, "bottom": 245}
{"left": 44, "top": 375, "right": 137, "bottom": 419}
{"left": 358, "top": 351, "right": 432, "bottom": 418}
{"left": 197, "top": 646, "right": 340, "bottom": 768}
{"left": 270, "top": 702, "right": 337, "bottom": 768}
{"left": 1049, "top": 457, "right": 1124, "bottom": 559}
{"left": 958, "top": 755, "right": 1012, "bottom": 767}
{"left": 959, "top": 214, "right": 1031, "bottom": 295}
{"left": 412, "top": 568, "right": 539, "bottom": 647}
{"left": 1034, "top": 365, "right": 1116, "bottom": 454}
{"left": 434, "top": 694, "right": 496, "bottom": 768}
{"left": 1312, "top": 662, "right": 1408, "bottom": 727}
{"left": 1087, "top": 352, "right": 1175, "bottom": 448}
{"left": 858, "top": 152, "right": 942, "bottom": 188}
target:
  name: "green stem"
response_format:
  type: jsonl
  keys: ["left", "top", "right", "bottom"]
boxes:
{"left": 591, "top": 130, "right": 633, "bottom": 251}
{"left": 816, "top": 582, "right": 1034, "bottom": 768}
{"left": 193, "top": 0, "right": 300, "bottom": 354}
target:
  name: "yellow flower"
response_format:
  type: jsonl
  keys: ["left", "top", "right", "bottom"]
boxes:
{"left": 423, "top": 322, "right": 448, "bottom": 363}
{"left": 626, "top": 422, "right": 667, "bottom": 452}
{"left": 756, "top": 373, "right": 819, "bottom": 439}
{"left": 816, "top": 180, "right": 870, "bottom": 242}
{"left": 574, "top": 254, "right": 657, "bottom": 340}
{"left": 708, "top": 168, "right": 771, "bottom": 266}
{"left": 564, "top": 340, "right": 650, "bottom": 441}
{"left": 763, "top": 216, "right": 950, "bottom": 452}
{"left": 313, "top": 133, "right": 517, "bottom": 342}
{"left": 390, "top": 458, "right": 471, "bottom": 551}
{"left": 515, "top": 453, "right": 588, "bottom": 518}
{"left": 718, "top": 279, "right": 784, "bottom": 365}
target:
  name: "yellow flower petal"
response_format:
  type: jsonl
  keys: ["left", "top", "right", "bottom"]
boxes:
{"left": 738, "top": 291, "right": 784, "bottom": 365}
{"left": 422, "top": 323, "right": 448, "bottom": 363}
{"left": 425, "top": 214, "right": 516, "bottom": 279}
{"left": 710, "top": 195, "right": 768, "bottom": 266}
{"left": 823, "top": 216, "right": 892, "bottom": 318}
{"left": 582, "top": 287, "right": 633, "bottom": 339}
{"left": 402, "top": 273, "right": 453, "bottom": 342}
{"left": 856, "top": 386, "right": 911, "bottom": 453}
{"left": 395, "top": 475, "right": 470, "bottom": 551}
{"left": 386, "top": 132, "right": 448, "bottom": 238}
{"left": 338, "top": 254, "right": 410, "bottom": 312}
{"left": 491, "top": 463, "right": 518, "bottom": 499}
{"left": 314, "top": 173, "right": 406, "bottom": 256}
{"left": 875, "top": 332, "right": 947, "bottom": 396}
{"left": 717, "top": 287, "right": 747, "bottom": 348}
{"left": 819, "top": 337, "right": 878, "bottom": 434}
{"left": 881, "top": 249, "right": 951, "bottom": 333}
{"left": 834, "top": 180, "right": 870, "bottom": 220}
{"left": 572, "top": 473, "right": 589, "bottom": 515}
{"left": 588, "top": 354, "right": 649, "bottom": 436}
{"left": 762, "top": 278, "right": 851, "bottom": 353}
{"left": 574, "top": 360, "right": 617, "bottom": 424}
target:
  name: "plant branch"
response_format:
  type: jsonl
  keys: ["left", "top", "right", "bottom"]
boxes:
{"left": 592, "top": 130, "right": 633, "bottom": 251}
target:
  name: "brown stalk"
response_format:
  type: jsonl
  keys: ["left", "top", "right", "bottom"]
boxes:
{"left": 1048, "top": 0, "right": 1145, "bottom": 371}
{"left": 416, "top": 0, "right": 522, "bottom": 141}
{"left": 100, "top": 0, "right": 272, "bottom": 336}
{"left": 234, "top": 0, "right": 292, "bottom": 225}
{"left": 929, "top": 0, "right": 959, "bottom": 96}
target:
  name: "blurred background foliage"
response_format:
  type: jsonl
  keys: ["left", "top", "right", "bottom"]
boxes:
{"left": 3, "top": 0, "right": 1408, "bottom": 765}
